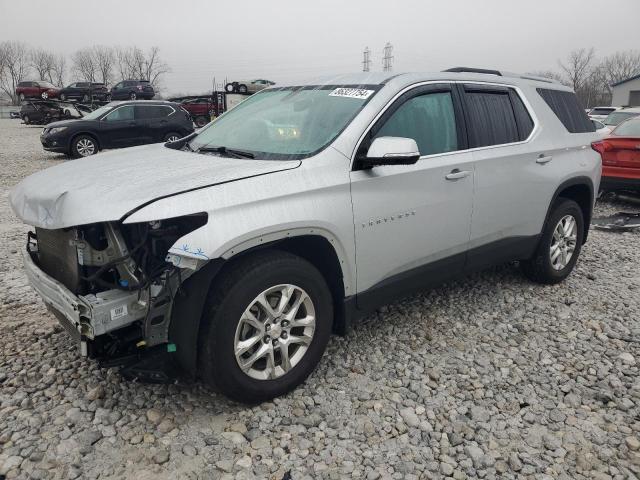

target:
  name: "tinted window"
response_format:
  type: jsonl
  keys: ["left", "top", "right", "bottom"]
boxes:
{"left": 77, "top": 82, "right": 89, "bottom": 88}
{"left": 374, "top": 92, "right": 458, "bottom": 156}
{"left": 464, "top": 88, "right": 519, "bottom": 147}
{"left": 135, "top": 105, "right": 173, "bottom": 119}
{"left": 18, "top": 81, "right": 29, "bottom": 87}
{"left": 537, "top": 88, "right": 595, "bottom": 133}
{"left": 590, "top": 108, "right": 615, "bottom": 116}
{"left": 103, "top": 105, "right": 134, "bottom": 121}
{"left": 510, "top": 91, "right": 534, "bottom": 140}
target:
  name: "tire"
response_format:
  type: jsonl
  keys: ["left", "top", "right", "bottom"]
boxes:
{"left": 225, "top": 83, "right": 235, "bottom": 93}
{"left": 23, "top": 115, "right": 30, "bottom": 125}
{"left": 71, "top": 134, "right": 98, "bottom": 158}
{"left": 41, "top": 92, "right": 48, "bottom": 100}
{"left": 521, "top": 198, "right": 584, "bottom": 284}
{"left": 59, "top": 93, "right": 66, "bottom": 101}
{"left": 163, "top": 132, "right": 181, "bottom": 143}
{"left": 105, "top": 94, "right": 112, "bottom": 102}
{"left": 82, "top": 94, "right": 90, "bottom": 102}
{"left": 194, "top": 115, "right": 208, "bottom": 128}
{"left": 238, "top": 84, "right": 248, "bottom": 94}
{"left": 19, "top": 93, "right": 25, "bottom": 101}
{"left": 129, "top": 92, "right": 137, "bottom": 100}
{"left": 199, "top": 250, "right": 333, "bottom": 403}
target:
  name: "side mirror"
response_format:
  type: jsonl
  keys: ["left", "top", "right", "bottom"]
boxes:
{"left": 360, "top": 136, "right": 420, "bottom": 167}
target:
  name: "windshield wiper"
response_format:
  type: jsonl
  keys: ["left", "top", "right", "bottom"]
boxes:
{"left": 197, "top": 145, "right": 255, "bottom": 159}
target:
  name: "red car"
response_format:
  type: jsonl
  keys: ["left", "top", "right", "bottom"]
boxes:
{"left": 592, "top": 116, "right": 640, "bottom": 192}
{"left": 180, "top": 97, "right": 214, "bottom": 127}
{"left": 16, "top": 81, "right": 60, "bottom": 101}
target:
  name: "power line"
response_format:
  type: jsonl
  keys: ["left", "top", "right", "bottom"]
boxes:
{"left": 382, "top": 42, "right": 394, "bottom": 72}
{"left": 362, "top": 47, "right": 371, "bottom": 72}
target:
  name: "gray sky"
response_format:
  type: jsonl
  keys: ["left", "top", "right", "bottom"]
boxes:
{"left": 2, "top": 0, "right": 639, "bottom": 95}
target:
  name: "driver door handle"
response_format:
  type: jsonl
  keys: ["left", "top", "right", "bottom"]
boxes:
{"left": 445, "top": 169, "right": 471, "bottom": 180}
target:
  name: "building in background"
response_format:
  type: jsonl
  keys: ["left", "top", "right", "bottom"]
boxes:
{"left": 611, "top": 74, "right": 640, "bottom": 106}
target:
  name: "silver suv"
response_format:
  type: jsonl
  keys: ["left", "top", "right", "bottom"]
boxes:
{"left": 10, "top": 69, "right": 601, "bottom": 402}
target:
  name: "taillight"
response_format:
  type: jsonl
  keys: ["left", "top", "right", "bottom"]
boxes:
{"left": 591, "top": 140, "right": 613, "bottom": 155}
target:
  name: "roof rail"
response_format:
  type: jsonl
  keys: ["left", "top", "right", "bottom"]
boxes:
{"left": 518, "top": 74, "right": 557, "bottom": 84}
{"left": 444, "top": 67, "right": 502, "bottom": 76}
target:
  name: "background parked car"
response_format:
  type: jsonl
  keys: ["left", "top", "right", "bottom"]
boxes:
{"left": 40, "top": 101, "right": 193, "bottom": 157}
{"left": 588, "top": 106, "right": 619, "bottom": 121}
{"left": 16, "top": 81, "right": 60, "bottom": 101}
{"left": 593, "top": 116, "right": 640, "bottom": 193}
{"left": 180, "top": 97, "right": 214, "bottom": 127}
{"left": 592, "top": 119, "right": 611, "bottom": 137}
{"left": 59, "top": 82, "right": 110, "bottom": 102}
{"left": 20, "top": 100, "right": 80, "bottom": 125}
{"left": 602, "top": 107, "right": 640, "bottom": 129}
{"left": 225, "top": 79, "right": 275, "bottom": 94}
{"left": 110, "top": 80, "right": 155, "bottom": 100}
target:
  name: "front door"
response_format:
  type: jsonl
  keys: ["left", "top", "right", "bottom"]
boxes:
{"left": 349, "top": 84, "right": 474, "bottom": 309}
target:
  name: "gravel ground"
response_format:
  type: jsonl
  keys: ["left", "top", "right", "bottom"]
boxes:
{"left": 1, "top": 118, "right": 640, "bottom": 480}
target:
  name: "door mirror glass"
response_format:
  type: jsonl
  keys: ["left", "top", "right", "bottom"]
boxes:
{"left": 362, "top": 137, "right": 420, "bottom": 167}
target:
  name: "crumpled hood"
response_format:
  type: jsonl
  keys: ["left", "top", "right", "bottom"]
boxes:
{"left": 10, "top": 143, "right": 300, "bottom": 229}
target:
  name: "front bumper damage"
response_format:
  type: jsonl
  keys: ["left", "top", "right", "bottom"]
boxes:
{"left": 23, "top": 246, "right": 148, "bottom": 355}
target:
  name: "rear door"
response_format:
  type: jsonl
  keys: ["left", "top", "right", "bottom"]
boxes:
{"left": 99, "top": 104, "right": 141, "bottom": 147}
{"left": 460, "top": 83, "right": 549, "bottom": 269}
{"left": 350, "top": 83, "right": 474, "bottom": 307}
{"left": 135, "top": 105, "right": 175, "bottom": 143}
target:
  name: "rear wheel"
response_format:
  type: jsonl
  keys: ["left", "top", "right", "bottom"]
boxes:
{"left": 71, "top": 135, "right": 98, "bottom": 158}
{"left": 194, "top": 115, "right": 208, "bottom": 128}
{"left": 59, "top": 93, "right": 67, "bottom": 101}
{"left": 82, "top": 94, "right": 90, "bottom": 102}
{"left": 105, "top": 94, "right": 112, "bottom": 102}
{"left": 238, "top": 84, "right": 248, "bottom": 94}
{"left": 225, "top": 83, "right": 235, "bottom": 93}
{"left": 23, "top": 115, "right": 30, "bottom": 125}
{"left": 129, "top": 92, "right": 137, "bottom": 100}
{"left": 41, "top": 91, "right": 49, "bottom": 99}
{"left": 199, "top": 250, "right": 333, "bottom": 403}
{"left": 19, "top": 93, "right": 25, "bottom": 101}
{"left": 521, "top": 198, "right": 584, "bottom": 284}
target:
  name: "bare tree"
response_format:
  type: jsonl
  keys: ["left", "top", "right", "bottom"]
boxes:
{"left": 72, "top": 47, "right": 97, "bottom": 82}
{"left": 92, "top": 45, "right": 115, "bottom": 85}
{"left": 559, "top": 48, "right": 596, "bottom": 92}
{"left": 30, "top": 48, "right": 56, "bottom": 83}
{"left": 600, "top": 50, "right": 640, "bottom": 90}
{"left": 115, "top": 46, "right": 170, "bottom": 89}
{"left": 51, "top": 54, "right": 66, "bottom": 87}
{"left": 0, "top": 41, "right": 31, "bottom": 104}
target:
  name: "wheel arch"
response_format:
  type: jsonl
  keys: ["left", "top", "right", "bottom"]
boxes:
{"left": 168, "top": 233, "right": 351, "bottom": 377}
{"left": 547, "top": 176, "right": 594, "bottom": 244}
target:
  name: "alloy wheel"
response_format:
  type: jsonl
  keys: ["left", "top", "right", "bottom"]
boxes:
{"left": 234, "top": 284, "right": 316, "bottom": 380}
{"left": 166, "top": 135, "right": 179, "bottom": 142}
{"left": 76, "top": 138, "right": 96, "bottom": 157}
{"left": 550, "top": 214, "right": 577, "bottom": 270}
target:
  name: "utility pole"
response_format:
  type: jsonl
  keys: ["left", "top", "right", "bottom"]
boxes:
{"left": 362, "top": 47, "right": 371, "bottom": 72}
{"left": 382, "top": 42, "right": 394, "bottom": 72}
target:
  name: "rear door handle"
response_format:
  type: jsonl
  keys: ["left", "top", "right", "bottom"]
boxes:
{"left": 536, "top": 155, "right": 553, "bottom": 164}
{"left": 445, "top": 169, "right": 471, "bottom": 180}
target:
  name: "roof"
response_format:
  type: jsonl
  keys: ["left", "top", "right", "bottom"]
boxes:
{"left": 611, "top": 73, "right": 640, "bottom": 87}
{"left": 275, "top": 70, "right": 569, "bottom": 90}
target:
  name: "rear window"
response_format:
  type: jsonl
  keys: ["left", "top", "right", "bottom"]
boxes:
{"left": 135, "top": 105, "right": 174, "bottom": 119}
{"left": 537, "top": 88, "right": 595, "bottom": 133}
{"left": 463, "top": 86, "right": 520, "bottom": 147}
{"left": 605, "top": 111, "right": 640, "bottom": 126}
{"left": 590, "top": 108, "right": 615, "bottom": 116}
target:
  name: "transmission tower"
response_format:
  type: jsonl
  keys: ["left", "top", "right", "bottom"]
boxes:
{"left": 382, "top": 42, "right": 394, "bottom": 72}
{"left": 362, "top": 47, "right": 371, "bottom": 72}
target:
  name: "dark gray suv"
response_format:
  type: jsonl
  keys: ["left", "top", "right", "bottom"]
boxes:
{"left": 109, "top": 80, "right": 155, "bottom": 100}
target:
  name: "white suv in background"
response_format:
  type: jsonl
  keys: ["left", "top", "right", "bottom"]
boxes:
{"left": 11, "top": 68, "right": 601, "bottom": 402}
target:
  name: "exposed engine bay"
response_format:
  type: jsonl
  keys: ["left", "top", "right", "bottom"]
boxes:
{"left": 27, "top": 214, "right": 207, "bottom": 363}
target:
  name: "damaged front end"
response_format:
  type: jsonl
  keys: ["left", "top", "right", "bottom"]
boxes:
{"left": 24, "top": 214, "right": 207, "bottom": 381}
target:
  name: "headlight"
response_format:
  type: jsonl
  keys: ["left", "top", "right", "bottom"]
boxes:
{"left": 48, "top": 127, "right": 67, "bottom": 135}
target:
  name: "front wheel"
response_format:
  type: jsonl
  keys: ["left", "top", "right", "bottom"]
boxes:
{"left": 59, "top": 93, "right": 67, "bottom": 101}
{"left": 41, "top": 92, "right": 49, "bottom": 99}
{"left": 163, "top": 132, "right": 180, "bottom": 143}
{"left": 71, "top": 134, "right": 98, "bottom": 158}
{"left": 19, "top": 93, "right": 25, "bottom": 101}
{"left": 521, "top": 198, "right": 584, "bottom": 284}
{"left": 199, "top": 251, "right": 333, "bottom": 403}
{"left": 238, "top": 84, "right": 248, "bottom": 94}
{"left": 129, "top": 92, "right": 137, "bottom": 100}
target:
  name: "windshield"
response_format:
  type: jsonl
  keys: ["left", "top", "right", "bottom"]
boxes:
{"left": 613, "top": 118, "right": 640, "bottom": 136}
{"left": 604, "top": 111, "right": 638, "bottom": 126}
{"left": 81, "top": 105, "right": 113, "bottom": 120}
{"left": 189, "top": 85, "right": 379, "bottom": 159}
